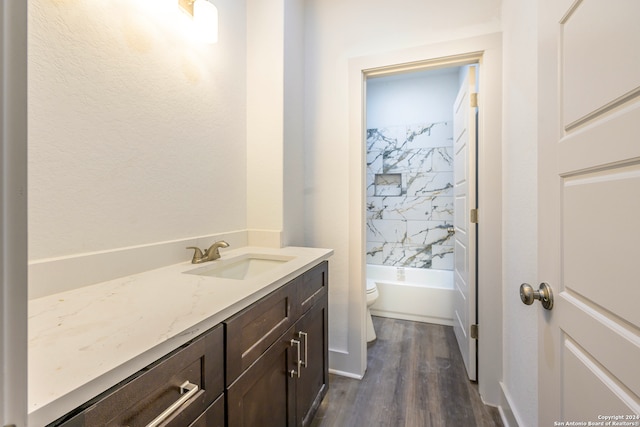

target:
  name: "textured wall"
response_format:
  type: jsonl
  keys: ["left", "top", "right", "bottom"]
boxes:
{"left": 28, "top": 0, "right": 247, "bottom": 260}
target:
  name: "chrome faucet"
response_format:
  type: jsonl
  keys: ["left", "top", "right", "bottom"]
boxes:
{"left": 186, "top": 240, "right": 230, "bottom": 264}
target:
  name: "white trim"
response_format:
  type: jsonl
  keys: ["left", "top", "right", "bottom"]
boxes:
{"left": 1, "top": 2, "right": 28, "bottom": 425}
{"left": 328, "top": 368, "right": 364, "bottom": 380}
{"left": 499, "top": 381, "right": 523, "bottom": 427}
{"left": 347, "top": 33, "right": 503, "bottom": 404}
{"left": 370, "top": 310, "right": 454, "bottom": 327}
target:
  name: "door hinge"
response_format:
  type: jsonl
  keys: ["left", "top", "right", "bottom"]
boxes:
{"left": 470, "top": 324, "right": 479, "bottom": 339}
{"left": 470, "top": 92, "right": 478, "bottom": 108}
{"left": 470, "top": 208, "right": 478, "bottom": 224}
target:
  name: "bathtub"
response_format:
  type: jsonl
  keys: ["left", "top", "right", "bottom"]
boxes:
{"left": 367, "top": 264, "right": 454, "bottom": 326}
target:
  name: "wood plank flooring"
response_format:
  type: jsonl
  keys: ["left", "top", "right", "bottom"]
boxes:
{"left": 311, "top": 316, "right": 503, "bottom": 427}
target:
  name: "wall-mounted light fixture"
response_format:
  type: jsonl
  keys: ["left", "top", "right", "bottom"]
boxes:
{"left": 178, "top": 0, "right": 218, "bottom": 44}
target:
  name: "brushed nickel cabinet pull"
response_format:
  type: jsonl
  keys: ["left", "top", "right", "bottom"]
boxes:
{"left": 146, "top": 381, "right": 199, "bottom": 427}
{"left": 298, "top": 331, "right": 308, "bottom": 368}
{"left": 290, "top": 339, "right": 301, "bottom": 378}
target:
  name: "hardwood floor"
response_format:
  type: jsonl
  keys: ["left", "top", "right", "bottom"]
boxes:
{"left": 311, "top": 316, "right": 503, "bottom": 427}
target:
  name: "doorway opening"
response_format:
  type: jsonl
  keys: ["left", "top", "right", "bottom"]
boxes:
{"left": 363, "top": 61, "right": 479, "bottom": 381}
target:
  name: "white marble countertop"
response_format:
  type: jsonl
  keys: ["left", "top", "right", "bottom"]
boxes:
{"left": 28, "top": 246, "right": 333, "bottom": 426}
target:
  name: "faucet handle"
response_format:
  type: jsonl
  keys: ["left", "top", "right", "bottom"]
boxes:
{"left": 186, "top": 246, "right": 204, "bottom": 264}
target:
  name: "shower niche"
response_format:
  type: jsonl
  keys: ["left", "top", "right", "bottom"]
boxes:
{"left": 373, "top": 173, "right": 403, "bottom": 197}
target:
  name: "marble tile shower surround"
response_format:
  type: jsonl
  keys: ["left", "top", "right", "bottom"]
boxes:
{"left": 367, "top": 122, "right": 454, "bottom": 270}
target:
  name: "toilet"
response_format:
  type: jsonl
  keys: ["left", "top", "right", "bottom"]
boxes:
{"left": 366, "top": 279, "right": 380, "bottom": 342}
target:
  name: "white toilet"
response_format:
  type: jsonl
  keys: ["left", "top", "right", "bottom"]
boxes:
{"left": 366, "top": 279, "right": 380, "bottom": 342}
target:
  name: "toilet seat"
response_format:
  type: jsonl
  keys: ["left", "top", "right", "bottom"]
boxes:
{"left": 366, "top": 280, "right": 379, "bottom": 305}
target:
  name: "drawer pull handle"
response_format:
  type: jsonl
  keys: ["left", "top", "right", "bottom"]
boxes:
{"left": 298, "top": 331, "right": 308, "bottom": 368}
{"left": 146, "top": 381, "right": 199, "bottom": 427}
{"left": 290, "top": 339, "right": 301, "bottom": 378}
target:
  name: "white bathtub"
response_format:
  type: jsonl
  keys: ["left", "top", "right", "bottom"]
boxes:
{"left": 367, "top": 264, "right": 454, "bottom": 326}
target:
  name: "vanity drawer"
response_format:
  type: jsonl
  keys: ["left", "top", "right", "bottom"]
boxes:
{"left": 298, "top": 261, "right": 328, "bottom": 315}
{"left": 188, "top": 393, "right": 225, "bottom": 427}
{"left": 225, "top": 279, "right": 298, "bottom": 386}
{"left": 53, "top": 325, "right": 223, "bottom": 427}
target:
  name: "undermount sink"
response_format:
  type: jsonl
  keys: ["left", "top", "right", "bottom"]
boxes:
{"left": 184, "top": 253, "right": 295, "bottom": 280}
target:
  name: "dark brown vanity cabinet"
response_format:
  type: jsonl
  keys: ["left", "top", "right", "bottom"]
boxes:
{"left": 54, "top": 325, "right": 224, "bottom": 427}
{"left": 50, "top": 260, "right": 328, "bottom": 427}
{"left": 226, "top": 261, "right": 329, "bottom": 427}
{"left": 188, "top": 393, "right": 225, "bottom": 427}
{"left": 226, "top": 325, "right": 298, "bottom": 426}
{"left": 294, "top": 297, "right": 328, "bottom": 426}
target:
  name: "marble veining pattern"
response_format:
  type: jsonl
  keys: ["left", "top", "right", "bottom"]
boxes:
{"left": 367, "top": 122, "right": 454, "bottom": 270}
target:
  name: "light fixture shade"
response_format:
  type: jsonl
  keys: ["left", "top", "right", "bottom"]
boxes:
{"left": 193, "top": 0, "right": 218, "bottom": 44}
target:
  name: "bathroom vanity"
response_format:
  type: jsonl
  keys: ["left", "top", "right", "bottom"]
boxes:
{"left": 226, "top": 261, "right": 328, "bottom": 426}
{"left": 28, "top": 247, "right": 331, "bottom": 427}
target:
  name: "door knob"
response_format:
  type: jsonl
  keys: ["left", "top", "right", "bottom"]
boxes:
{"left": 520, "top": 282, "right": 554, "bottom": 310}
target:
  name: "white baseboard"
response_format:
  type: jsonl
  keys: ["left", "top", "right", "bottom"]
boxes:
{"left": 328, "top": 368, "right": 363, "bottom": 380}
{"left": 327, "top": 347, "right": 366, "bottom": 380}
{"left": 370, "top": 309, "right": 454, "bottom": 326}
{"left": 499, "top": 381, "right": 521, "bottom": 427}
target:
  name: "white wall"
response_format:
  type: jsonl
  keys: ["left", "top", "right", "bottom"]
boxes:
{"left": 501, "top": 0, "right": 538, "bottom": 425}
{"left": 366, "top": 69, "right": 459, "bottom": 128}
{"left": 246, "top": 0, "right": 306, "bottom": 248}
{"left": 28, "top": 0, "right": 248, "bottom": 261}
{"left": 282, "top": 0, "right": 306, "bottom": 247}
{"left": 246, "top": 0, "right": 283, "bottom": 240}
{"left": 303, "top": 0, "right": 501, "bottom": 377}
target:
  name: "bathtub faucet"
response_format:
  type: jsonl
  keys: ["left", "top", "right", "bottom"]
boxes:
{"left": 186, "top": 240, "right": 230, "bottom": 264}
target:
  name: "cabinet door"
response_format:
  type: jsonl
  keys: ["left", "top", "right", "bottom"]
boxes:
{"left": 295, "top": 296, "right": 329, "bottom": 427}
{"left": 188, "top": 393, "right": 225, "bottom": 427}
{"left": 225, "top": 280, "right": 298, "bottom": 386}
{"left": 227, "top": 327, "right": 297, "bottom": 427}
{"left": 298, "top": 261, "right": 328, "bottom": 316}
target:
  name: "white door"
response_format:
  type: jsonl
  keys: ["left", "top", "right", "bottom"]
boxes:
{"left": 537, "top": 0, "right": 640, "bottom": 423}
{"left": 453, "top": 65, "right": 478, "bottom": 381}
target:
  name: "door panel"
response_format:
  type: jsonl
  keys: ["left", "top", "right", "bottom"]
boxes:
{"left": 564, "top": 339, "right": 638, "bottom": 421}
{"left": 559, "top": 296, "right": 640, "bottom": 400}
{"left": 227, "top": 327, "right": 297, "bottom": 427}
{"left": 559, "top": 104, "right": 640, "bottom": 174}
{"left": 563, "top": 165, "right": 640, "bottom": 326}
{"left": 562, "top": 0, "right": 640, "bottom": 127}
{"left": 452, "top": 65, "right": 477, "bottom": 381}
{"left": 538, "top": 0, "right": 640, "bottom": 423}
